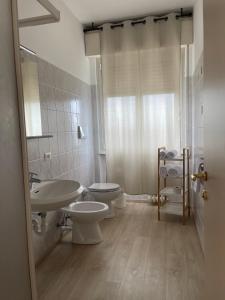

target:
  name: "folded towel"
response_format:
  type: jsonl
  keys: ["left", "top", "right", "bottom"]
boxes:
{"left": 160, "top": 186, "right": 182, "bottom": 195}
{"left": 159, "top": 150, "right": 167, "bottom": 160}
{"left": 167, "top": 165, "right": 183, "bottom": 177}
{"left": 159, "top": 164, "right": 175, "bottom": 177}
{"left": 159, "top": 166, "right": 168, "bottom": 177}
{"left": 166, "top": 149, "right": 178, "bottom": 159}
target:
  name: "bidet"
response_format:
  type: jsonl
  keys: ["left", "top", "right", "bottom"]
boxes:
{"left": 62, "top": 201, "right": 109, "bottom": 244}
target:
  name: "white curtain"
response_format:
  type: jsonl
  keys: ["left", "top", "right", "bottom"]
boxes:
{"left": 100, "top": 14, "right": 181, "bottom": 194}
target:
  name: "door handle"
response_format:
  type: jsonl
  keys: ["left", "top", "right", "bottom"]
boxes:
{"left": 201, "top": 189, "right": 208, "bottom": 201}
{"left": 191, "top": 171, "right": 208, "bottom": 182}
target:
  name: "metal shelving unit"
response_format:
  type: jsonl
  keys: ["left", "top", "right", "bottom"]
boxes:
{"left": 157, "top": 147, "right": 190, "bottom": 225}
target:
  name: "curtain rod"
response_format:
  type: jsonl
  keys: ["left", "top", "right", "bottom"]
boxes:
{"left": 83, "top": 10, "right": 192, "bottom": 33}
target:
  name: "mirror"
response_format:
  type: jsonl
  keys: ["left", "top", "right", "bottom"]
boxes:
{"left": 20, "top": 47, "right": 42, "bottom": 137}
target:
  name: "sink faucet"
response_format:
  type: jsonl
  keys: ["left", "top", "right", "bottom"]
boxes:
{"left": 29, "top": 172, "right": 41, "bottom": 189}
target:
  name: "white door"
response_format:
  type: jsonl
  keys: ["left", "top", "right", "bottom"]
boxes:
{"left": 0, "top": 1, "right": 33, "bottom": 299}
{"left": 203, "top": 0, "right": 225, "bottom": 299}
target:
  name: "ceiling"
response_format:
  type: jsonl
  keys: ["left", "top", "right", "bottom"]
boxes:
{"left": 62, "top": 0, "right": 195, "bottom": 25}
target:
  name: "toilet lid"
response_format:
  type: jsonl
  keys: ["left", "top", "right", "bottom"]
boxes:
{"left": 88, "top": 183, "right": 120, "bottom": 192}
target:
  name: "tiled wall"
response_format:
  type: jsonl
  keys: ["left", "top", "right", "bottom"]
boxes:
{"left": 26, "top": 54, "right": 95, "bottom": 264}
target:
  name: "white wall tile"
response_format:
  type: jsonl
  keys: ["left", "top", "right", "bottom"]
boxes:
{"left": 64, "top": 112, "right": 72, "bottom": 132}
{"left": 41, "top": 108, "right": 49, "bottom": 134}
{"left": 27, "top": 139, "right": 40, "bottom": 161}
{"left": 39, "top": 159, "right": 51, "bottom": 180}
{"left": 27, "top": 56, "right": 94, "bottom": 264}
{"left": 63, "top": 92, "right": 71, "bottom": 112}
{"left": 39, "top": 138, "right": 50, "bottom": 159}
{"left": 70, "top": 98, "right": 77, "bottom": 113}
{"left": 50, "top": 156, "right": 60, "bottom": 178}
{"left": 56, "top": 111, "right": 65, "bottom": 132}
{"left": 48, "top": 110, "right": 57, "bottom": 133}
{"left": 71, "top": 114, "right": 78, "bottom": 132}
{"left": 49, "top": 133, "right": 58, "bottom": 156}
{"left": 28, "top": 160, "right": 41, "bottom": 174}
{"left": 57, "top": 132, "right": 66, "bottom": 154}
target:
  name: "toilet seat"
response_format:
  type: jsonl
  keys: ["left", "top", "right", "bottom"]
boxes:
{"left": 88, "top": 183, "right": 120, "bottom": 193}
{"left": 63, "top": 201, "right": 108, "bottom": 216}
{"left": 88, "top": 183, "right": 122, "bottom": 218}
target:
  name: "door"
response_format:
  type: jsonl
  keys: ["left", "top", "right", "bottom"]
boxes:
{"left": 203, "top": 0, "right": 225, "bottom": 299}
{"left": 0, "top": 1, "right": 33, "bottom": 299}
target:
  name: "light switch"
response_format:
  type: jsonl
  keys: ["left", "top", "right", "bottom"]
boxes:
{"left": 44, "top": 152, "right": 52, "bottom": 160}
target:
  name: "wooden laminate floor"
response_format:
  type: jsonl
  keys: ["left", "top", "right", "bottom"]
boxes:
{"left": 37, "top": 203, "right": 204, "bottom": 300}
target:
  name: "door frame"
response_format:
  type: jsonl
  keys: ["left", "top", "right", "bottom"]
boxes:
{"left": 11, "top": 1, "right": 37, "bottom": 299}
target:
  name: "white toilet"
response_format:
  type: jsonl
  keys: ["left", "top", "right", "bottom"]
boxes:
{"left": 62, "top": 201, "right": 108, "bottom": 244}
{"left": 88, "top": 183, "right": 122, "bottom": 218}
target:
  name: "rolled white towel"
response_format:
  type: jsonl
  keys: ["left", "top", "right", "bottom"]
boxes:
{"left": 159, "top": 149, "right": 167, "bottom": 160}
{"left": 167, "top": 165, "right": 183, "bottom": 177}
{"left": 166, "top": 149, "right": 178, "bottom": 159}
{"left": 159, "top": 164, "right": 174, "bottom": 177}
{"left": 159, "top": 166, "right": 168, "bottom": 177}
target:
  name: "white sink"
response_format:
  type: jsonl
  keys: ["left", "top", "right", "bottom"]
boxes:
{"left": 31, "top": 180, "right": 84, "bottom": 212}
